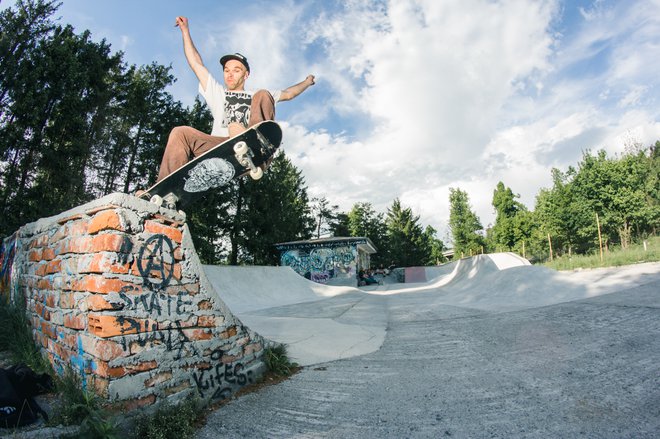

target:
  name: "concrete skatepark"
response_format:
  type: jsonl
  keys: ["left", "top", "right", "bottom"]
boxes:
{"left": 199, "top": 253, "right": 660, "bottom": 438}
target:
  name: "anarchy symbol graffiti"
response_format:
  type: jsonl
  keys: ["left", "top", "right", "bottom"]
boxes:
{"left": 137, "top": 234, "right": 175, "bottom": 290}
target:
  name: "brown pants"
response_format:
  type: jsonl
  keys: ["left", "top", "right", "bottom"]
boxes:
{"left": 156, "top": 89, "right": 275, "bottom": 182}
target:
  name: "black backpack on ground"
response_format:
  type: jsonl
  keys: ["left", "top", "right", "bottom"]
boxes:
{"left": 0, "top": 363, "right": 53, "bottom": 429}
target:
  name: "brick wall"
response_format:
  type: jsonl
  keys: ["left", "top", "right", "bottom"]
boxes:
{"left": 7, "top": 193, "right": 267, "bottom": 407}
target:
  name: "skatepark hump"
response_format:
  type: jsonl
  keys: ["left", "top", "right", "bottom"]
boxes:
{"left": 203, "top": 253, "right": 660, "bottom": 366}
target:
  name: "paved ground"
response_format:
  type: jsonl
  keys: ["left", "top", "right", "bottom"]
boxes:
{"left": 198, "top": 255, "right": 660, "bottom": 438}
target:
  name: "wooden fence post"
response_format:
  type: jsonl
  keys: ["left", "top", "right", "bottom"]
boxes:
{"left": 596, "top": 213, "right": 604, "bottom": 263}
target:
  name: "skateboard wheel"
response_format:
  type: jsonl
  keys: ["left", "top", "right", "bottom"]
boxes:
{"left": 249, "top": 167, "right": 264, "bottom": 180}
{"left": 234, "top": 141, "right": 248, "bottom": 155}
{"left": 150, "top": 194, "right": 163, "bottom": 206}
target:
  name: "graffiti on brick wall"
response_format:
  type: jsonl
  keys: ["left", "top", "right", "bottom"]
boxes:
{"left": 118, "top": 285, "right": 192, "bottom": 316}
{"left": 115, "top": 234, "right": 198, "bottom": 360}
{"left": 0, "top": 233, "right": 17, "bottom": 298}
{"left": 116, "top": 317, "right": 199, "bottom": 360}
{"left": 280, "top": 245, "right": 357, "bottom": 284}
{"left": 192, "top": 348, "right": 255, "bottom": 400}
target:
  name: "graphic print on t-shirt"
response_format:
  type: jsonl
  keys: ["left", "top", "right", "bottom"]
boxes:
{"left": 223, "top": 92, "right": 252, "bottom": 128}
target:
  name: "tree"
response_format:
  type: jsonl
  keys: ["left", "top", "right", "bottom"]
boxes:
{"left": 0, "top": 2, "right": 124, "bottom": 234}
{"left": 489, "top": 182, "right": 531, "bottom": 253}
{"left": 329, "top": 212, "right": 351, "bottom": 237}
{"left": 448, "top": 188, "right": 484, "bottom": 257}
{"left": 236, "top": 152, "right": 314, "bottom": 265}
{"left": 311, "top": 196, "right": 339, "bottom": 239}
{"left": 385, "top": 199, "right": 431, "bottom": 267}
{"left": 347, "top": 202, "right": 389, "bottom": 265}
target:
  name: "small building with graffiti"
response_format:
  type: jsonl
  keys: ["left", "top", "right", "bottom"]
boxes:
{"left": 274, "top": 237, "right": 377, "bottom": 287}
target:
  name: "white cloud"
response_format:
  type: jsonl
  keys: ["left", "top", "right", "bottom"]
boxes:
{"left": 284, "top": 0, "right": 561, "bottom": 234}
{"left": 278, "top": 0, "right": 660, "bottom": 240}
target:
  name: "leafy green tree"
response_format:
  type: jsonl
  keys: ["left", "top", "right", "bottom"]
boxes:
{"left": 329, "top": 212, "right": 351, "bottom": 237}
{"left": 489, "top": 182, "right": 534, "bottom": 254}
{"left": 571, "top": 148, "right": 658, "bottom": 249}
{"left": 0, "top": 2, "right": 123, "bottom": 234}
{"left": 423, "top": 225, "right": 446, "bottom": 264}
{"left": 0, "top": 0, "right": 58, "bottom": 110}
{"left": 385, "top": 199, "right": 432, "bottom": 266}
{"left": 311, "top": 196, "right": 339, "bottom": 239}
{"left": 448, "top": 188, "right": 484, "bottom": 257}
{"left": 347, "top": 202, "right": 389, "bottom": 265}
{"left": 236, "top": 152, "right": 314, "bottom": 265}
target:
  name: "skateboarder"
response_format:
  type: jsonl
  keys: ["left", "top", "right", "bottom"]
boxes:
{"left": 152, "top": 16, "right": 315, "bottom": 185}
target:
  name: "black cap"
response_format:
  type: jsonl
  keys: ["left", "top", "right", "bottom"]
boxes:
{"left": 220, "top": 53, "right": 250, "bottom": 72}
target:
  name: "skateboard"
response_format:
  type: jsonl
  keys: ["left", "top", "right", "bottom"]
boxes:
{"left": 140, "top": 121, "right": 282, "bottom": 209}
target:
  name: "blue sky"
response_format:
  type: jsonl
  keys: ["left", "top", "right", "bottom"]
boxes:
{"left": 5, "top": 0, "right": 660, "bottom": 240}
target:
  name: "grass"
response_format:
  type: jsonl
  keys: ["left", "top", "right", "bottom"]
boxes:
{"left": 543, "top": 236, "right": 660, "bottom": 271}
{"left": 133, "top": 395, "right": 202, "bottom": 439}
{"left": 264, "top": 344, "right": 299, "bottom": 377}
{"left": 0, "top": 295, "right": 49, "bottom": 373}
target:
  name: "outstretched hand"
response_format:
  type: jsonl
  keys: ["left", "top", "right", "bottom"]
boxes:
{"left": 175, "top": 16, "right": 189, "bottom": 30}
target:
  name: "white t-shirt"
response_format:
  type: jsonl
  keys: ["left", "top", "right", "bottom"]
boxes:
{"left": 199, "top": 75, "right": 281, "bottom": 137}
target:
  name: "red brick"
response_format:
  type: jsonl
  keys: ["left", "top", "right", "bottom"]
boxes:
{"left": 88, "top": 210, "right": 124, "bottom": 234}
{"left": 80, "top": 336, "right": 126, "bottom": 362}
{"left": 183, "top": 328, "right": 213, "bottom": 341}
{"left": 197, "top": 315, "right": 216, "bottom": 327}
{"left": 40, "top": 321, "right": 57, "bottom": 339}
{"left": 59, "top": 292, "right": 77, "bottom": 309}
{"left": 64, "top": 312, "right": 86, "bottom": 330}
{"left": 28, "top": 249, "right": 43, "bottom": 262}
{"left": 79, "top": 253, "right": 130, "bottom": 275}
{"left": 197, "top": 300, "right": 213, "bottom": 310}
{"left": 94, "top": 361, "right": 128, "bottom": 379}
{"left": 50, "top": 220, "right": 89, "bottom": 244}
{"left": 163, "top": 381, "right": 191, "bottom": 396}
{"left": 243, "top": 342, "right": 263, "bottom": 357}
{"left": 125, "top": 360, "right": 158, "bottom": 374}
{"left": 34, "top": 302, "right": 51, "bottom": 320}
{"left": 88, "top": 315, "right": 156, "bottom": 338}
{"left": 44, "top": 293, "right": 57, "bottom": 308}
{"left": 144, "top": 220, "right": 183, "bottom": 243}
{"left": 29, "top": 234, "right": 49, "bottom": 249}
{"left": 35, "top": 260, "right": 61, "bottom": 276}
{"left": 42, "top": 248, "right": 56, "bottom": 261}
{"left": 91, "top": 234, "right": 128, "bottom": 252}
{"left": 87, "top": 295, "right": 119, "bottom": 311}
{"left": 71, "top": 275, "right": 137, "bottom": 295}
{"left": 144, "top": 371, "right": 172, "bottom": 388}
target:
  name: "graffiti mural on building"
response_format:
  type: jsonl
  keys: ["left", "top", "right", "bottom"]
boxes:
{"left": 0, "top": 233, "right": 17, "bottom": 298}
{"left": 280, "top": 245, "right": 357, "bottom": 284}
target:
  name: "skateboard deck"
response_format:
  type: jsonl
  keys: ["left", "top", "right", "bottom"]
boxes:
{"left": 141, "top": 121, "right": 282, "bottom": 209}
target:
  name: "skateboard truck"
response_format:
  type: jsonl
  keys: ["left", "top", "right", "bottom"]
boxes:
{"left": 147, "top": 192, "right": 179, "bottom": 210}
{"left": 234, "top": 141, "right": 263, "bottom": 180}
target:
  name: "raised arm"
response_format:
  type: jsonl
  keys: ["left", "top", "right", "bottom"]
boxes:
{"left": 175, "top": 16, "right": 210, "bottom": 90}
{"left": 279, "top": 75, "right": 316, "bottom": 101}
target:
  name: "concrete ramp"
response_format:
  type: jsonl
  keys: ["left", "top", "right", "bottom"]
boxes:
{"left": 203, "top": 265, "right": 387, "bottom": 366}
{"left": 202, "top": 265, "right": 357, "bottom": 313}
